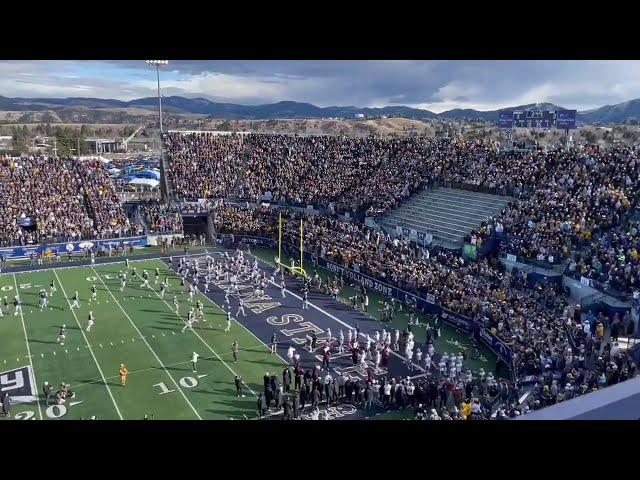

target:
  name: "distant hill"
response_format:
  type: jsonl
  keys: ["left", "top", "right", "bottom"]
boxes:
{"left": 578, "top": 99, "right": 640, "bottom": 124}
{"left": 1, "top": 94, "right": 639, "bottom": 124}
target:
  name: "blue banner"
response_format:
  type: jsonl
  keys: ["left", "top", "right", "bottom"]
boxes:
{"left": 479, "top": 328, "right": 513, "bottom": 365}
{"left": 0, "top": 236, "right": 147, "bottom": 260}
{"left": 498, "top": 111, "right": 514, "bottom": 129}
{"left": 556, "top": 109, "right": 577, "bottom": 130}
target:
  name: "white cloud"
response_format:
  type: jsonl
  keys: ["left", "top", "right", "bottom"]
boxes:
{"left": 3, "top": 60, "right": 640, "bottom": 112}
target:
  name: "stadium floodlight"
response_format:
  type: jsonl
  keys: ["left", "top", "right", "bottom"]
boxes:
{"left": 146, "top": 60, "right": 169, "bottom": 134}
{"left": 146, "top": 60, "right": 169, "bottom": 202}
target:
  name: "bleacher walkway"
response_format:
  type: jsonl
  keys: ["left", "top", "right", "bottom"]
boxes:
{"left": 381, "top": 187, "right": 513, "bottom": 248}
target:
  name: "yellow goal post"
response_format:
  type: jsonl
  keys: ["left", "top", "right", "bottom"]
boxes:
{"left": 276, "top": 212, "right": 307, "bottom": 278}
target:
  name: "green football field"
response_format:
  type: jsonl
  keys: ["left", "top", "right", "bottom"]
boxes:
{"left": 0, "top": 258, "right": 287, "bottom": 420}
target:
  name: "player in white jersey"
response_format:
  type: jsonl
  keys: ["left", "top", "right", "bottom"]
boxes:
{"left": 405, "top": 346, "right": 413, "bottom": 370}
{"left": 188, "top": 284, "right": 195, "bottom": 303}
{"left": 90, "top": 251, "right": 95, "bottom": 265}
{"left": 91, "top": 284, "right": 97, "bottom": 300}
{"left": 225, "top": 311, "right": 232, "bottom": 332}
{"left": 12, "top": 295, "right": 21, "bottom": 316}
{"left": 347, "top": 328, "right": 352, "bottom": 344}
{"left": 125, "top": 258, "right": 130, "bottom": 269}
{"left": 236, "top": 298, "right": 246, "bottom": 317}
{"left": 302, "top": 290, "right": 309, "bottom": 310}
{"left": 287, "top": 345, "right": 295, "bottom": 363}
{"left": 39, "top": 289, "right": 48, "bottom": 309}
{"left": 155, "top": 268, "right": 160, "bottom": 284}
{"left": 71, "top": 291, "right": 80, "bottom": 309}
{"left": 375, "top": 349, "right": 382, "bottom": 373}
{"left": 142, "top": 270, "right": 149, "bottom": 288}
{"left": 415, "top": 348, "right": 423, "bottom": 366}
{"left": 191, "top": 352, "right": 199, "bottom": 373}
{"left": 181, "top": 317, "right": 195, "bottom": 333}
{"left": 438, "top": 358, "right": 446, "bottom": 375}
{"left": 57, "top": 325, "right": 66, "bottom": 345}
{"left": 326, "top": 327, "right": 332, "bottom": 341}
{"left": 173, "top": 296, "right": 179, "bottom": 314}
{"left": 280, "top": 281, "right": 286, "bottom": 299}
{"left": 203, "top": 277, "right": 210, "bottom": 293}
{"left": 49, "top": 279, "right": 57, "bottom": 296}
{"left": 120, "top": 275, "right": 126, "bottom": 292}
{"left": 160, "top": 282, "right": 166, "bottom": 299}
{"left": 86, "top": 311, "right": 95, "bottom": 332}
{"left": 424, "top": 353, "right": 432, "bottom": 371}
{"left": 374, "top": 330, "right": 380, "bottom": 344}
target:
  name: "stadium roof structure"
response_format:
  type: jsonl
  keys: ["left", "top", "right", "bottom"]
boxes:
{"left": 517, "top": 376, "right": 640, "bottom": 420}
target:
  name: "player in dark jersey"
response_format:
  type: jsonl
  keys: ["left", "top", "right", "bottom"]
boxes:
{"left": 57, "top": 325, "right": 67, "bottom": 345}
{"left": 39, "top": 289, "right": 48, "bottom": 309}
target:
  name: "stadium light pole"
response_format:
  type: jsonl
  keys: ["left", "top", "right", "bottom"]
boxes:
{"left": 146, "top": 60, "right": 169, "bottom": 202}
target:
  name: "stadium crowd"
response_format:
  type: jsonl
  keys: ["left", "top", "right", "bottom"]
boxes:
{"left": 139, "top": 202, "right": 183, "bottom": 234}
{"left": 169, "top": 133, "right": 640, "bottom": 294}
{"left": 0, "top": 156, "right": 142, "bottom": 247}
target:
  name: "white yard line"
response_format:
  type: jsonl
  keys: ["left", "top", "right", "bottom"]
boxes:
{"left": 91, "top": 266, "right": 202, "bottom": 419}
{"left": 12, "top": 274, "right": 44, "bottom": 420}
{"left": 133, "top": 268, "right": 258, "bottom": 398}
{"left": 52, "top": 270, "right": 124, "bottom": 420}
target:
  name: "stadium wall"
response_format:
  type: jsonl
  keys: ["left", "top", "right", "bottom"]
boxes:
{"left": 0, "top": 236, "right": 147, "bottom": 260}
{"left": 517, "top": 376, "right": 640, "bottom": 420}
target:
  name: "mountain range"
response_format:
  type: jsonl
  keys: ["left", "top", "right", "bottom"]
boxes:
{"left": 3, "top": 95, "right": 640, "bottom": 124}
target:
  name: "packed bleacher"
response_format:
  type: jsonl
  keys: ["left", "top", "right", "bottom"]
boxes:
{"left": 0, "top": 156, "right": 142, "bottom": 247}
{"left": 168, "top": 133, "right": 640, "bottom": 294}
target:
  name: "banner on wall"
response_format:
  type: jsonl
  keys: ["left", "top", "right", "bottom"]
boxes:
{"left": 0, "top": 236, "right": 147, "bottom": 260}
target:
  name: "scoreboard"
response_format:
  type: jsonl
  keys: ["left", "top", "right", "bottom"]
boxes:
{"left": 512, "top": 110, "right": 556, "bottom": 128}
{"left": 499, "top": 109, "right": 577, "bottom": 129}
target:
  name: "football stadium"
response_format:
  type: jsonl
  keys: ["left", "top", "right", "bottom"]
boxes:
{"left": 0, "top": 60, "right": 639, "bottom": 421}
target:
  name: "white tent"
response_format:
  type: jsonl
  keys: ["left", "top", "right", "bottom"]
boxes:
{"left": 128, "top": 178, "right": 159, "bottom": 189}
{"left": 108, "top": 167, "right": 121, "bottom": 175}
{"left": 79, "top": 155, "right": 111, "bottom": 163}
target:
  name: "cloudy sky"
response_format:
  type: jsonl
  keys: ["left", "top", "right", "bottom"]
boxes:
{"left": 1, "top": 60, "right": 640, "bottom": 113}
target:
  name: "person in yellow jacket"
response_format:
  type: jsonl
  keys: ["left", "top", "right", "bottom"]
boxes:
{"left": 596, "top": 322, "right": 605, "bottom": 339}
{"left": 119, "top": 363, "right": 130, "bottom": 386}
{"left": 461, "top": 400, "right": 472, "bottom": 419}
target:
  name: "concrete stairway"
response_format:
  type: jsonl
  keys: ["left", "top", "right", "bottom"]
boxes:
{"left": 381, "top": 187, "right": 513, "bottom": 248}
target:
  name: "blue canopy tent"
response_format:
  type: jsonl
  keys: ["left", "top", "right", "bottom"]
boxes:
{"left": 137, "top": 169, "right": 161, "bottom": 180}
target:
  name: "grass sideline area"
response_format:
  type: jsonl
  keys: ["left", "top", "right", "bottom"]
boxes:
{"left": 0, "top": 256, "right": 285, "bottom": 420}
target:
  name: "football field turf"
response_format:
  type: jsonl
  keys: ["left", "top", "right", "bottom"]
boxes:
{"left": 0, "top": 258, "right": 286, "bottom": 420}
